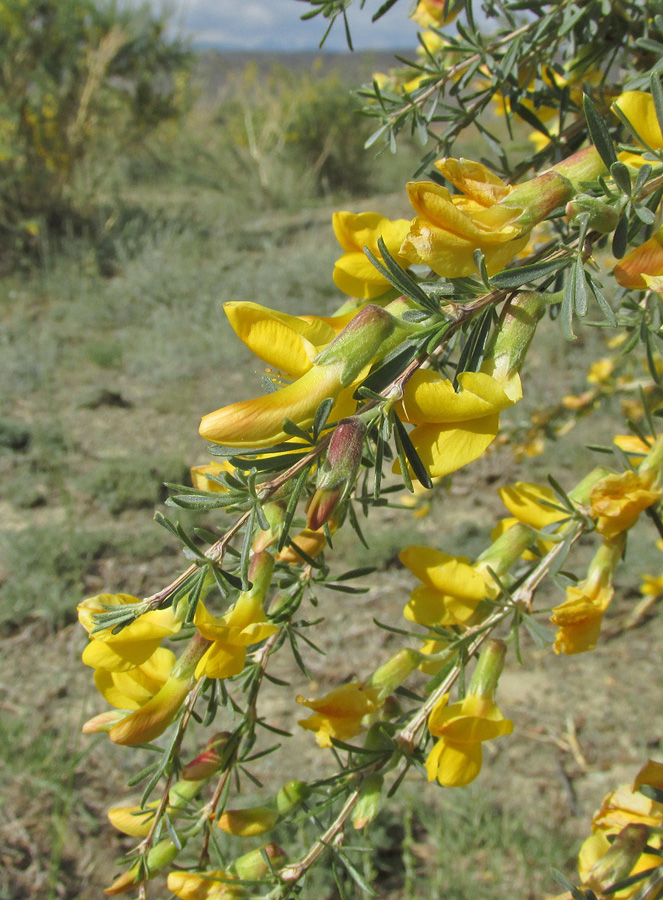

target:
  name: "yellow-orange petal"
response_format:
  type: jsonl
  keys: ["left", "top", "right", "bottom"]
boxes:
{"left": 614, "top": 226, "right": 663, "bottom": 290}
{"left": 199, "top": 362, "right": 345, "bottom": 448}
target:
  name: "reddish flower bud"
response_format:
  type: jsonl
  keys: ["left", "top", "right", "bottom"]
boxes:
{"left": 182, "top": 732, "right": 234, "bottom": 781}
{"left": 307, "top": 417, "right": 366, "bottom": 530}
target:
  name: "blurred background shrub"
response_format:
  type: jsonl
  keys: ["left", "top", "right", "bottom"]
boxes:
{"left": 0, "top": 0, "right": 190, "bottom": 256}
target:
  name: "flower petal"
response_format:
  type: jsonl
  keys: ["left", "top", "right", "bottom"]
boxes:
{"left": 224, "top": 301, "right": 335, "bottom": 379}
{"left": 403, "top": 414, "right": 500, "bottom": 478}
{"left": 199, "top": 362, "right": 346, "bottom": 448}
{"left": 613, "top": 91, "right": 663, "bottom": 151}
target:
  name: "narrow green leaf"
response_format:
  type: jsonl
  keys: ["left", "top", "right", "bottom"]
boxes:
{"left": 612, "top": 213, "right": 629, "bottom": 259}
{"left": 583, "top": 94, "right": 617, "bottom": 168}
{"left": 586, "top": 273, "right": 617, "bottom": 326}
{"left": 392, "top": 414, "right": 433, "bottom": 489}
{"left": 551, "top": 868, "right": 587, "bottom": 900}
{"left": 490, "top": 257, "right": 570, "bottom": 289}
{"left": 610, "top": 161, "right": 632, "bottom": 195}
{"left": 372, "top": 0, "right": 400, "bottom": 21}
{"left": 313, "top": 398, "right": 334, "bottom": 441}
{"left": 523, "top": 616, "right": 556, "bottom": 647}
{"left": 277, "top": 464, "right": 312, "bottom": 552}
{"left": 573, "top": 258, "right": 589, "bottom": 317}
{"left": 282, "top": 418, "right": 313, "bottom": 443}
{"left": 335, "top": 851, "right": 378, "bottom": 896}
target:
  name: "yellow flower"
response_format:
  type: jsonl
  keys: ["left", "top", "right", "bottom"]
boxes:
{"left": 411, "top": 0, "right": 465, "bottom": 27}
{"left": 613, "top": 90, "right": 663, "bottom": 167}
{"left": 593, "top": 783, "right": 663, "bottom": 834}
{"left": 395, "top": 369, "right": 522, "bottom": 478}
{"left": 641, "top": 573, "right": 663, "bottom": 597}
{"left": 590, "top": 470, "right": 661, "bottom": 539}
{"left": 332, "top": 211, "right": 412, "bottom": 299}
{"left": 633, "top": 758, "right": 663, "bottom": 795}
{"left": 578, "top": 827, "right": 657, "bottom": 900}
{"left": 496, "top": 480, "right": 571, "bottom": 558}
{"left": 425, "top": 691, "right": 513, "bottom": 787}
{"left": 108, "top": 778, "right": 202, "bottom": 838}
{"left": 77, "top": 593, "right": 181, "bottom": 672}
{"left": 551, "top": 535, "right": 625, "bottom": 655}
{"left": 418, "top": 631, "right": 451, "bottom": 675}
{"left": 276, "top": 526, "right": 330, "bottom": 564}
{"left": 498, "top": 481, "right": 568, "bottom": 530}
{"left": 401, "top": 158, "right": 530, "bottom": 277}
{"left": 614, "top": 435, "right": 653, "bottom": 464}
{"left": 93, "top": 646, "right": 175, "bottom": 709}
{"left": 297, "top": 682, "right": 380, "bottom": 747}
{"left": 190, "top": 460, "right": 236, "bottom": 492}
{"left": 224, "top": 300, "right": 355, "bottom": 380}
{"left": 199, "top": 359, "right": 353, "bottom": 449}
{"left": 168, "top": 870, "right": 242, "bottom": 900}
{"left": 217, "top": 806, "right": 278, "bottom": 837}
{"left": 551, "top": 581, "right": 614, "bottom": 655}
{"left": 106, "top": 669, "right": 194, "bottom": 746}
{"left": 200, "top": 304, "right": 396, "bottom": 449}
{"left": 614, "top": 223, "right": 663, "bottom": 290}
{"left": 587, "top": 357, "right": 616, "bottom": 385}
{"left": 399, "top": 545, "right": 495, "bottom": 626}
{"left": 194, "top": 594, "right": 278, "bottom": 680}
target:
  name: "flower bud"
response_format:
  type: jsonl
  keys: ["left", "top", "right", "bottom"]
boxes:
{"left": 182, "top": 732, "right": 234, "bottom": 781}
{"left": 307, "top": 417, "right": 366, "bottom": 530}
{"left": 502, "top": 171, "right": 574, "bottom": 230}
{"left": 476, "top": 522, "right": 538, "bottom": 579}
{"left": 565, "top": 195, "right": 620, "bottom": 233}
{"left": 252, "top": 502, "right": 286, "bottom": 552}
{"left": 230, "top": 843, "right": 287, "bottom": 880}
{"left": 82, "top": 709, "right": 127, "bottom": 734}
{"left": 104, "top": 839, "right": 181, "bottom": 894}
{"left": 368, "top": 648, "right": 422, "bottom": 701}
{"left": 353, "top": 773, "right": 384, "bottom": 830}
{"left": 108, "top": 779, "right": 202, "bottom": 838}
{"left": 218, "top": 806, "right": 279, "bottom": 837}
{"left": 275, "top": 780, "right": 310, "bottom": 815}
{"left": 583, "top": 823, "right": 650, "bottom": 894}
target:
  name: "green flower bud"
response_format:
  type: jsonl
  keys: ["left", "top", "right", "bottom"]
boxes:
{"left": 353, "top": 774, "right": 384, "bottom": 830}
{"left": 275, "top": 780, "right": 310, "bottom": 815}
{"left": 368, "top": 648, "right": 423, "bottom": 701}
{"left": 230, "top": 843, "right": 287, "bottom": 880}
{"left": 566, "top": 194, "right": 620, "bottom": 233}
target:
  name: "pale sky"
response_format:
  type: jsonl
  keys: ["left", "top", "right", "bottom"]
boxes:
{"left": 153, "top": 0, "right": 421, "bottom": 51}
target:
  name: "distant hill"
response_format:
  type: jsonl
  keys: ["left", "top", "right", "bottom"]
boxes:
{"left": 195, "top": 48, "right": 414, "bottom": 97}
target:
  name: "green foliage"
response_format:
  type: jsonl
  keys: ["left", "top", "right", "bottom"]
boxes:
{"left": 79, "top": 454, "right": 188, "bottom": 515}
{"left": 284, "top": 70, "right": 373, "bottom": 195}
{"left": 213, "top": 62, "right": 378, "bottom": 202}
{"left": 0, "top": 0, "right": 190, "bottom": 248}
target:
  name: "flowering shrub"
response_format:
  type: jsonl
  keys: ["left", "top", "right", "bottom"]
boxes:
{"left": 73, "top": 1, "right": 663, "bottom": 897}
{"left": 0, "top": 0, "right": 189, "bottom": 246}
